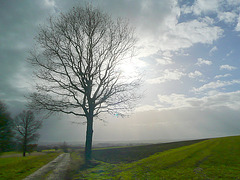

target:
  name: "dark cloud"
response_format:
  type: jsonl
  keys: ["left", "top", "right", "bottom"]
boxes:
{"left": 94, "top": 0, "right": 174, "bottom": 36}
{"left": 0, "top": 0, "right": 56, "bottom": 114}
{"left": 0, "top": 1, "right": 54, "bottom": 49}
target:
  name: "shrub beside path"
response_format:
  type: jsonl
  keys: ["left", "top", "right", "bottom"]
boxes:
{"left": 24, "top": 153, "right": 70, "bottom": 180}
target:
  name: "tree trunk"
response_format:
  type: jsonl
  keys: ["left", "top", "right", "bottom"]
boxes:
{"left": 85, "top": 114, "right": 94, "bottom": 164}
{"left": 23, "top": 143, "right": 26, "bottom": 157}
{"left": 23, "top": 137, "right": 27, "bottom": 157}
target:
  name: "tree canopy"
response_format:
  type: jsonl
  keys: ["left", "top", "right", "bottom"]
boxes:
{"left": 28, "top": 4, "right": 140, "bottom": 163}
{"left": 14, "top": 110, "right": 42, "bottom": 156}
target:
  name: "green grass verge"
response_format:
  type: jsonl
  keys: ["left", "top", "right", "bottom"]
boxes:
{"left": 65, "top": 150, "right": 85, "bottom": 179}
{"left": 76, "top": 135, "right": 240, "bottom": 179}
{"left": 0, "top": 152, "right": 61, "bottom": 180}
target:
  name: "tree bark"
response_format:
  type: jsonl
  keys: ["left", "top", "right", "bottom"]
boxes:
{"left": 85, "top": 113, "right": 94, "bottom": 164}
{"left": 23, "top": 132, "right": 27, "bottom": 157}
{"left": 23, "top": 141, "right": 26, "bottom": 157}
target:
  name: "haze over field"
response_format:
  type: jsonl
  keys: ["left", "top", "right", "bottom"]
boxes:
{"left": 1, "top": 0, "right": 240, "bottom": 143}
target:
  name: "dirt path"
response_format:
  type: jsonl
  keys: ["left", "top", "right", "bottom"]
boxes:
{"left": 24, "top": 153, "right": 70, "bottom": 180}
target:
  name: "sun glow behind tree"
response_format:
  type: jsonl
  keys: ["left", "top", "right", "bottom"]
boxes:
{"left": 28, "top": 4, "right": 141, "bottom": 163}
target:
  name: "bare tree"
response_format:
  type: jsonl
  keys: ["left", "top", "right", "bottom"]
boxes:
{"left": 14, "top": 110, "right": 42, "bottom": 157}
{"left": 28, "top": 4, "right": 140, "bottom": 163}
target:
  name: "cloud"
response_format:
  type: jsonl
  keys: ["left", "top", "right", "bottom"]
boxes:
{"left": 226, "top": 0, "right": 240, "bottom": 5}
{"left": 189, "top": 0, "right": 240, "bottom": 32}
{"left": 218, "top": 11, "right": 238, "bottom": 24}
{"left": 220, "top": 64, "right": 237, "bottom": 70}
{"left": 180, "top": 0, "right": 219, "bottom": 15}
{"left": 158, "top": 93, "right": 190, "bottom": 109}
{"left": 157, "top": 91, "right": 240, "bottom": 110}
{"left": 192, "top": 0, "right": 219, "bottom": 15}
{"left": 155, "top": 51, "right": 174, "bottom": 65}
{"left": 135, "top": 105, "right": 159, "bottom": 112}
{"left": 96, "top": 1, "right": 224, "bottom": 55}
{"left": 119, "top": 90, "right": 240, "bottom": 141}
{"left": 188, "top": 71, "right": 203, "bottom": 78}
{"left": 214, "top": 74, "right": 232, "bottom": 79}
{"left": 209, "top": 46, "right": 218, "bottom": 55}
{"left": 175, "top": 50, "right": 190, "bottom": 56}
{"left": 0, "top": 0, "right": 60, "bottom": 113}
{"left": 158, "top": 17, "right": 223, "bottom": 51}
{"left": 94, "top": 0, "right": 180, "bottom": 57}
{"left": 155, "top": 57, "right": 173, "bottom": 65}
{"left": 183, "top": 0, "right": 239, "bottom": 17}
{"left": 226, "top": 50, "right": 233, "bottom": 57}
{"left": 196, "top": 58, "right": 212, "bottom": 66}
{"left": 147, "top": 69, "right": 186, "bottom": 84}
{"left": 192, "top": 80, "right": 240, "bottom": 92}
{"left": 235, "top": 15, "right": 240, "bottom": 31}
{"left": 181, "top": 0, "right": 240, "bottom": 30}
{"left": 44, "top": 0, "right": 56, "bottom": 7}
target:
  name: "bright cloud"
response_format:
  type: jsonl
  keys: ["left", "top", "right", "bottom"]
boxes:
{"left": 155, "top": 51, "right": 174, "bottom": 65}
{"left": 218, "top": 11, "right": 237, "bottom": 24}
{"left": 234, "top": 13, "right": 240, "bottom": 31}
{"left": 192, "top": 80, "right": 240, "bottom": 92}
{"left": 192, "top": 0, "right": 219, "bottom": 15}
{"left": 158, "top": 93, "right": 190, "bottom": 108}
{"left": 209, "top": 46, "right": 218, "bottom": 55}
{"left": 196, "top": 58, "right": 212, "bottom": 66}
{"left": 214, "top": 74, "right": 232, "bottom": 79}
{"left": 44, "top": 0, "right": 55, "bottom": 7}
{"left": 148, "top": 69, "right": 185, "bottom": 84}
{"left": 220, "top": 65, "right": 237, "bottom": 70}
{"left": 188, "top": 71, "right": 203, "bottom": 78}
{"left": 158, "top": 17, "right": 223, "bottom": 51}
{"left": 135, "top": 104, "right": 159, "bottom": 112}
{"left": 156, "top": 57, "right": 173, "bottom": 65}
{"left": 157, "top": 91, "right": 240, "bottom": 110}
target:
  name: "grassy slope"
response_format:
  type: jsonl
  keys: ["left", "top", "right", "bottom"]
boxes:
{"left": 77, "top": 135, "right": 240, "bottom": 179}
{"left": 92, "top": 139, "right": 205, "bottom": 163}
{"left": 0, "top": 152, "right": 61, "bottom": 180}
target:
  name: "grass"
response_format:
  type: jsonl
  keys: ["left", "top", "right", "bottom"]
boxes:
{"left": 42, "top": 149, "right": 56, "bottom": 152}
{"left": 76, "top": 135, "right": 240, "bottom": 179}
{"left": 0, "top": 152, "right": 61, "bottom": 180}
{"left": 0, "top": 151, "right": 20, "bottom": 156}
{"left": 65, "top": 150, "right": 85, "bottom": 179}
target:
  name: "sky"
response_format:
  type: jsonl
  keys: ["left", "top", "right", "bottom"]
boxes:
{"left": 1, "top": 0, "right": 240, "bottom": 143}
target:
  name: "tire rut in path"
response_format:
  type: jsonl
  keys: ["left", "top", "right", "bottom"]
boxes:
{"left": 24, "top": 153, "right": 70, "bottom": 180}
